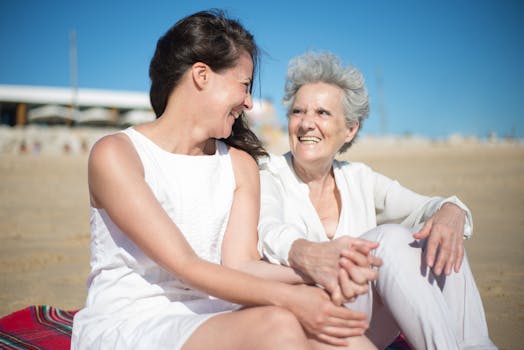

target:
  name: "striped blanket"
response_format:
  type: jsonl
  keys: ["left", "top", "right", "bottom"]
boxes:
{"left": 0, "top": 305, "right": 76, "bottom": 350}
{"left": 0, "top": 305, "right": 411, "bottom": 349}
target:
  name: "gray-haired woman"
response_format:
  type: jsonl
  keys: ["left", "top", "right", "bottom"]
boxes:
{"left": 258, "top": 51, "right": 497, "bottom": 349}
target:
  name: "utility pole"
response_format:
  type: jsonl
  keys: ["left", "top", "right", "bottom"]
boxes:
{"left": 376, "top": 68, "right": 388, "bottom": 136}
{"left": 69, "top": 29, "right": 78, "bottom": 124}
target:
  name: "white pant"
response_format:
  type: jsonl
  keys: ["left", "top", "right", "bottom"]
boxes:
{"left": 346, "top": 224, "right": 497, "bottom": 350}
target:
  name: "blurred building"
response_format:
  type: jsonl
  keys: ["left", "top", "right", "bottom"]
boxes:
{"left": 0, "top": 85, "right": 155, "bottom": 127}
{"left": 0, "top": 85, "right": 286, "bottom": 154}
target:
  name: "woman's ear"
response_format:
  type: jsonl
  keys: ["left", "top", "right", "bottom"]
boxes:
{"left": 345, "top": 120, "right": 360, "bottom": 143}
{"left": 192, "top": 62, "right": 210, "bottom": 89}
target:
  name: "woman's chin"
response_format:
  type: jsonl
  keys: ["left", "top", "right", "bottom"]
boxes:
{"left": 293, "top": 148, "right": 327, "bottom": 163}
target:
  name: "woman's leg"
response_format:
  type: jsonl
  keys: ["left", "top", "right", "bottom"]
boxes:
{"left": 365, "top": 286, "right": 403, "bottom": 349}
{"left": 182, "top": 306, "right": 311, "bottom": 350}
{"left": 361, "top": 224, "right": 460, "bottom": 349}
{"left": 361, "top": 224, "right": 496, "bottom": 350}
{"left": 436, "top": 250, "right": 497, "bottom": 349}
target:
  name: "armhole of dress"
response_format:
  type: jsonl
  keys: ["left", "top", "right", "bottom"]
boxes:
{"left": 216, "top": 140, "right": 236, "bottom": 189}
{"left": 119, "top": 128, "right": 147, "bottom": 180}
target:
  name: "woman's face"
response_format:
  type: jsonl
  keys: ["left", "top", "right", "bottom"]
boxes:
{"left": 288, "top": 82, "right": 358, "bottom": 166}
{"left": 206, "top": 51, "right": 254, "bottom": 139}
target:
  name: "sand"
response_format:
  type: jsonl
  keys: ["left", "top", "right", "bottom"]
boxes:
{"left": 0, "top": 137, "right": 522, "bottom": 350}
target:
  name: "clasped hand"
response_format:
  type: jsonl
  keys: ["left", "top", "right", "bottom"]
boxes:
{"left": 287, "top": 236, "right": 381, "bottom": 345}
{"left": 289, "top": 236, "right": 382, "bottom": 306}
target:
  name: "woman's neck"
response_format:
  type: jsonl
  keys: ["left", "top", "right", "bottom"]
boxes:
{"left": 292, "top": 157, "right": 335, "bottom": 197}
{"left": 292, "top": 157, "right": 333, "bottom": 183}
{"left": 292, "top": 156, "right": 340, "bottom": 239}
{"left": 137, "top": 101, "right": 215, "bottom": 156}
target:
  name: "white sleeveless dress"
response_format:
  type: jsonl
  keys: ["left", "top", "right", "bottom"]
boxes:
{"left": 72, "top": 128, "right": 240, "bottom": 350}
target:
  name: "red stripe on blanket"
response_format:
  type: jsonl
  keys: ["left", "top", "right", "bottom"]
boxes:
{"left": 0, "top": 305, "right": 77, "bottom": 350}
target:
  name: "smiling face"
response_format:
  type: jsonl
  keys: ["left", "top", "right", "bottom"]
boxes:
{"left": 205, "top": 51, "right": 254, "bottom": 139}
{"left": 288, "top": 82, "right": 359, "bottom": 167}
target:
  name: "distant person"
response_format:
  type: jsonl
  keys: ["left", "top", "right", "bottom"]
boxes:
{"left": 258, "top": 51, "right": 498, "bottom": 349}
{"left": 72, "top": 11, "right": 377, "bottom": 350}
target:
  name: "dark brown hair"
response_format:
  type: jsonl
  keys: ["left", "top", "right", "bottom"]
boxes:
{"left": 149, "top": 9, "right": 267, "bottom": 160}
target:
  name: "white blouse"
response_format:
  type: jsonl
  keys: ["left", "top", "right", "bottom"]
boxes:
{"left": 258, "top": 152, "right": 472, "bottom": 265}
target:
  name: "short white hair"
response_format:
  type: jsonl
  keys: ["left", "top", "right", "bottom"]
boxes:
{"left": 283, "top": 51, "right": 369, "bottom": 152}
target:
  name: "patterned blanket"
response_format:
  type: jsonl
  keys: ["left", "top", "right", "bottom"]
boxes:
{"left": 0, "top": 305, "right": 411, "bottom": 349}
{"left": 0, "top": 305, "right": 76, "bottom": 350}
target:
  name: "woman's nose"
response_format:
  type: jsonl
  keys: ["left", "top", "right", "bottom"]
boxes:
{"left": 243, "top": 92, "right": 253, "bottom": 110}
{"left": 299, "top": 111, "right": 315, "bottom": 129}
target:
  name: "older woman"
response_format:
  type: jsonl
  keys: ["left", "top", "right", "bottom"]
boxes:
{"left": 258, "top": 52, "right": 497, "bottom": 349}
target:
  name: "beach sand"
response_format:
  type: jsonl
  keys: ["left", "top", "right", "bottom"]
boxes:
{"left": 0, "top": 138, "right": 522, "bottom": 350}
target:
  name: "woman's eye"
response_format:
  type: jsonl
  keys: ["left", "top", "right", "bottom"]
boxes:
{"left": 291, "top": 109, "right": 302, "bottom": 114}
{"left": 318, "top": 109, "right": 331, "bottom": 116}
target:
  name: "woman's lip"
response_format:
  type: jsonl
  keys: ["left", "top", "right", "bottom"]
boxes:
{"left": 298, "top": 136, "right": 321, "bottom": 143}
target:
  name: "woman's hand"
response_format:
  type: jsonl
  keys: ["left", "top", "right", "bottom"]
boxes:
{"left": 285, "top": 284, "right": 368, "bottom": 347}
{"left": 288, "top": 237, "right": 382, "bottom": 305}
{"left": 413, "top": 202, "right": 466, "bottom": 275}
{"left": 338, "top": 241, "right": 382, "bottom": 303}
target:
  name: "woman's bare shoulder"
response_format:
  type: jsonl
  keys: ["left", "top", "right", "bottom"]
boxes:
{"left": 88, "top": 133, "right": 144, "bottom": 207}
{"left": 228, "top": 147, "right": 259, "bottom": 173}
{"left": 89, "top": 132, "right": 140, "bottom": 169}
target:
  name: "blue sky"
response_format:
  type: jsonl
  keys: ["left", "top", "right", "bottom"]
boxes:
{"left": 1, "top": 0, "right": 523, "bottom": 138}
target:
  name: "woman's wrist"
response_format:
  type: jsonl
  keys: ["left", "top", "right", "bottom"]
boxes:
{"left": 270, "top": 282, "right": 297, "bottom": 309}
{"left": 288, "top": 239, "right": 313, "bottom": 271}
{"left": 441, "top": 201, "right": 465, "bottom": 215}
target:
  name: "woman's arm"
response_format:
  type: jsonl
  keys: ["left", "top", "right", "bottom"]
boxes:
{"left": 257, "top": 168, "right": 306, "bottom": 266}
{"left": 218, "top": 147, "right": 369, "bottom": 341}
{"left": 372, "top": 169, "right": 472, "bottom": 233}
{"left": 89, "top": 134, "right": 298, "bottom": 305}
{"left": 372, "top": 167, "right": 472, "bottom": 275}
{"left": 89, "top": 135, "right": 290, "bottom": 305}
{"left": 221, "top": 148, "right": 310, "bottom": 284}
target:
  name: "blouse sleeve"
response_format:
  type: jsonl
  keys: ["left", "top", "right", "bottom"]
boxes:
{"left": 257, "top": 170, "right": 304, "bottom": 266}
{"left": 373, "top": 170, "right": 473, "bottom": 238}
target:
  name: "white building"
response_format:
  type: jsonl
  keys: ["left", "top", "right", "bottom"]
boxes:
{"left": 0, "top": 85, "right": 155, "bottom": 126}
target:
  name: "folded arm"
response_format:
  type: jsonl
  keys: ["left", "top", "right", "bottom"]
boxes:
{"left": 373, "top": 170, "right": 473, "bottom": 275}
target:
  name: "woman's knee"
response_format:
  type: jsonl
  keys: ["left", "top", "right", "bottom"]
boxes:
{"left": 262, "top": 306, "right": 302, "bottom": 331}
{"left": 362, "top": 224, "right": 420, "bottom": 263}
{"left": 363, "top": 224, "right": 413, "bottom": 248}
{"left": 257, "top": 306, "right": 309, "bottom": 347}
{"left": 186, "top": 306, "right": 309, "bottom": 350}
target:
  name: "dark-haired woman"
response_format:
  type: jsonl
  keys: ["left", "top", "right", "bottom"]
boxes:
{"left": 71, "top": 11, "right": 377, "bottom": 350}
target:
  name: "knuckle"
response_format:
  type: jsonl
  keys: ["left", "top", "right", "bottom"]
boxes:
{"left": 314, "top": 315, "right": 326, "bottom": 328}
{"left": 343, "top": 290, "right": 356, "bottom": 299}
{"left": 358, "top": 284, "right": 369, "bottom": 295}
{"left": 442, "top": 245, "right": 452, "bottom": 254}
{"left": 326, "top": 278, "right": 338, "bottom": 290}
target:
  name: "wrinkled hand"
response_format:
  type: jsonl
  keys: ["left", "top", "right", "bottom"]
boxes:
{"left": 413, "top": 202, "right": 466, "bottom": 275}
{"left": 338, "top": 241, "right": 382, "bottom": 303}
{"left": 286, "top": 284, "right": 368, "bottom": 346}
{"left": 288, "top": 237, "right": 381, "bottom": 305}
